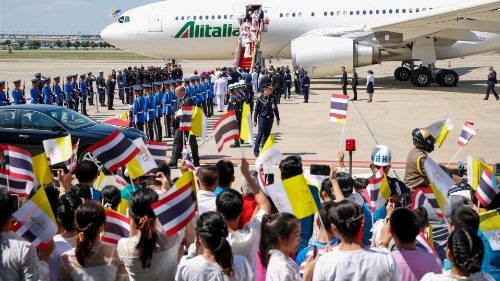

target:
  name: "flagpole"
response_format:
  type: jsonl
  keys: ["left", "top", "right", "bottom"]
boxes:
{"left": 446, "top": 147, "right": 464, "bottom": 167}
{"left": 339, "top": 119, "right": 347, "bottom": 151}
{"left": 317, "top": 213, "right": 331, "bottom": 246}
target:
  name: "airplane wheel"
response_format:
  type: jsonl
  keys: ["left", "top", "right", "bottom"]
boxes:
{"left": 410, "top": 68, "right": 432, "bottom": 87}
{"left": 438, "top": 69, "right": 459, "bottom": 87}
{"left": 394, "top": 67, "right": 411, "bottom": 81}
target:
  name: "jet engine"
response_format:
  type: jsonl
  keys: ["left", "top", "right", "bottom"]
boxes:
{"left": 291, "top": 36, "right": 380, "bottom": 78}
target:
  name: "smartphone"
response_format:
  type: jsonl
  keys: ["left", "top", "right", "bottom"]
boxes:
{"left": 310, "top": 164, "right": 331, "bottom": 176}
{"left": 264, "top": 173, "right": 274, "bottom": 185}
{"left": 312, "top": 245, "right": 318, "bottom": 258}
{"left": 52, "top": 168, "right": 64, "bottom": 178}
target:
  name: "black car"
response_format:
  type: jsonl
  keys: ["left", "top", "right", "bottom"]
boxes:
{"left": 0, "top": 105, "right": 145, "bottom": 166}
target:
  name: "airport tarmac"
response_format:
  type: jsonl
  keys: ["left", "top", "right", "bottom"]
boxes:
{"left": 1, "top": 54, "right": 499, "bottom": 176}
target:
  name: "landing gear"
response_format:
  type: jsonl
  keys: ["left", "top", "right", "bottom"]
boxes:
{"left": 394, "top": 67, "right": 411, "bottom": 81}
{"left": 436, "top": 69, "right": 459, "bottom": 87}
{"left": 410, "top": 68, "right": 432, "bottom": 87}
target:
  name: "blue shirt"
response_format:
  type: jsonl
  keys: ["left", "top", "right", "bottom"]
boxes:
{"left": 145, "top": 93, "right": 156, "bottom": 121}
{"left": 79, "top": 81, "right": 88, "bottom": 97}
{"left": 133, "top": 96, "right": 146, "bottom": 123}
{"left": 157, "top": 91, "right": 164, "bottom": 115}
{"left": 64, "top": 83, "right": 73, "bottom": 102}
{"left": 214, "top": 186, "right": 226, "bottom": 196}
{"left": 42, "top": 84, "right": 52, "bottom": 104}
{"left": 0, "top": 91, "right": 8, "bottom": 106}
{"left": 30, "top": 87, "right": 40, "bottom": 104}
{"left": 299, "top": 185, "right": 321, "bottom": 252}
{"left": 54, "top": 84, "right": 62, "bottom": 104}
{"left": 91, "top": 187, "right": 101, "bottom": 202}
{"left": 479, "top": 229, "right": 500, "bottom": 279}
{"left": 12, "top": 88, "right": 24, "bottom": 104}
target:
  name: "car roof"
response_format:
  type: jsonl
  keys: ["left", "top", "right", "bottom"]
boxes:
{"left": 0, "top": 104, "right": 63, "bottom": 112}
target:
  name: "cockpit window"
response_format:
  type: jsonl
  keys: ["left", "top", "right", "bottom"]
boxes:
{"left": 117, "top": 16, "right": 130, "bottom": 23}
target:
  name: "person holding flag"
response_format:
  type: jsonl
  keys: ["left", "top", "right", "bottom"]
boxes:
{"left": 370, "top": 145, "right": 410, "bottom": 196}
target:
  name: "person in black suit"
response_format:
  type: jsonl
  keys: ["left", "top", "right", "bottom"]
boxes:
{"left": 351, "top": 68, "right": 359, "bottom": 101}
{"left": 340, "top": 66, "right": 348, "bottom": 95}
{"left": 484, "top": 66, "right": 499, "bottom": 101}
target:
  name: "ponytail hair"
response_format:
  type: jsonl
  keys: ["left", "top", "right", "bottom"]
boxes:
{"left": 259, "top": 212, "right": 299, "bottom": 268}
{"left": 448, "top": 228, "right": 484, "bottom": 274}
{"left": 129, "top": 188, "right": 159, "bottom": 268}
{"left": 57, "top": 192, "right": 82, "bottom": 232}
{"left": 75, "top": 201, "right": 106, "bottom": 266}
{"left": 196, "top": 212, "right": 234, "bottom": 276}
{"left": 328, "top": 200, "right": 363, "bottom": 239}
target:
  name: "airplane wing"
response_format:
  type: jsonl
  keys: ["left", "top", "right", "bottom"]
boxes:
{"left": 366, "top": 0, "right": 500, "bottom": 41}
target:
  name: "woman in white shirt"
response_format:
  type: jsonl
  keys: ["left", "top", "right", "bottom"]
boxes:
{"left": 60, "top": 201, "right": 126, "bottom": 281}
{"left": 366, "top": 70, "right": 375, "bottom": 102}
{"left": 313, "top": 200, "right": 399, "bottom": 281}
{"left": 118, "top": 188, "right": 183, "bottom": 281}
{"left": 260, "top": 212, "right": 315, "bottom": 281}
{"left": 176, "top": 211, "right": 253, "bottom": 281}
{"left": 421, "top": 228, "right": 494, "bottom": 281}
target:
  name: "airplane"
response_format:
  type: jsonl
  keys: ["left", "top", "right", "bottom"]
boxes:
{"left": 100, "top": 0, "right": 500, "bottom": 87}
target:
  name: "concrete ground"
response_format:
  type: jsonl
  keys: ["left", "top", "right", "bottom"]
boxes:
{"left": 1, "top": 54, "right": 499, "bottom": 179}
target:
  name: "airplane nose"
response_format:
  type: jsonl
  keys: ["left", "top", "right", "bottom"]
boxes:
{"left": 100, "top": 24, "right": 113, "bottom": 42}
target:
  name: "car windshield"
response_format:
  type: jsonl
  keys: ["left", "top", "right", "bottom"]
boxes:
{"left": 46, "top": 108, "right": 97, "bottom": 129}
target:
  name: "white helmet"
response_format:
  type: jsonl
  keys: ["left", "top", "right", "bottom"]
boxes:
{"left": 371, "top": 145, "right": 391, "bottom": 166}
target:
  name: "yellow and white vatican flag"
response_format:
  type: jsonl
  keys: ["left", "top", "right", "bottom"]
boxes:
{"left": 425, "top": 116, "right": 453, "bottom": 148}
{"left": 126, "top": 138, "right": 159, "bottom": 179}
{"left": 42, "top": 135, "right": 72, "bottom": 165}
{"left": 240, "top": 102, "right": 254, "bottom": 147}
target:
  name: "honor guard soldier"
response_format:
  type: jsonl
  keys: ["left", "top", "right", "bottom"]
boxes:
{"left": 154, "top": 82, "right": 163, "bottom": 141}
{"left": 53, "top": 77, "right": 63, "bottom": 106}
{"left": 30, "top": 78, "right": 42, "bottom": 104}
{"left": 168, "top": 86, "right": 200, "bottom": 168}
{"left": 227, "top": 84, "right": 241, "bottom": 148}
{"left": 79, "top": 74, "right": 88, "bottom": 115}
{"left": 71, "top": 75, "right": 80, "bottom": 111}
{"left": 86, "top": 72, "right": 95, "bottom": 106}
{"left": 194, "top": 76, "right": 203, "bottom": 108}
{"left": 0, "top": 81, "right": 8, "bottom": 106}
{"left": 144, "top": 84, "right": 156, "bottom": 140}
{"left": 96, "top": 70, "right": 106, "bottom": 107}
{"left": 253, "top": 82, "right": 280, "bottom": 157}
{"left": 106, "top": 74, "right": 116, "bottom": 110}
{"left": 42, "top": 77, "right": 53, "bottom": 105}
{"left": 117, "top": 70, "right": 124, "bottom": 103}
{"left": 162, "top": 80, "right": 175, "bottom": 138}
{"left": 34, "top": 73, "right": 43, "bottom": 92}
{"left": 12, "top": 80, "right": 25, "bottom": 105}
{"left": 64, "top": 76, "right": 74, "bottom": 109}
{"left": 132, "top": 85, "right": 146, "bottom": 132}
{"left": 302, "top": 71, "right": 310, "bottom": 103}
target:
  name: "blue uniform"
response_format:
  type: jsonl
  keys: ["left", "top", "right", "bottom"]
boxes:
{"left": 133, "top": 96, "right": 146, "bottom": 123}
{"left": 54, "top": 84, "right": 63, "bottom": 106}
{"left": 145, "top": 93, "right": 156, "bottom": 121}
{"left": 227, "top": 94, "right": 238, "bottom": 111}
{"left": 79, "top": 80, "right": 88, "bottom": 114}
{"left": 30, "top": 87, "right": 41, "bottom": 104}
{"left": 253, "top": 94, "right": 280, "bottom": 156}
{"left": 72, "top": 81, "right": 80, "bottom": 110}
{"left": 195, "top": 83, "right": 203, "bottom": 103}
{"left": 64, "top": 83, "right": 74, "bottom": 108}
{"left": 42, "top": 84, "right": 52, "bottom": 104}
{"left": 157, "top": 91, "right": 164, "bottom": 116}
{"left": 12, "top": 88, "right": 24, "bottom": 104}
{"left": 0, "top": 91, "right": 8, "bottom": 106}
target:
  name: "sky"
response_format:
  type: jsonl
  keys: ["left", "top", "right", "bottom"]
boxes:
{"left": 0, "top": 0, "right": 156, "bottom": 35}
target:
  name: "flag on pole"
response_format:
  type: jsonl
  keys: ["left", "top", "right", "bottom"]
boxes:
{"left": 12, "top": 186, "right": 58, "bottom": 249}
{"left": 65, "top": 139, "right": 80, "bottom": 173}
{"left": 190, "top": 106, "right": 207, "bottom": 141}
{"left": 266, "top": 174, "right": 318, "bottom": 219}
{"left": 411, "top": 187, "right": 443, "bottom": 218}
{"left": 32, "top": 153, "right": 53, "bottom": 189}
{"left": 95, "top": 171, "right": 118, "bottom": 190}
{"left": 151, "top": 173, "right": 196, "bottom": 236}
{"left": 467, "top": 156, "right": 493, "bottom": 190}
{"left": 146, "top": 141, "right": 168, "bottom": 162}
{"left": 366, "top": 168, "right": 391, "bottom": 212}
{"left": 42, "top": 135, "right": 73, "bottom": 165}
{"left": 240, "top": 102, "right": 254, "bottom": 146}
{"left": 1, "top": 145, "right": 35, "bottom": 182}
{"left": 416, "top": 233, "right": 438, "bottom": 255}
{"left": 457, "top": 122, "right": 478, "bottom": 147}
{"left": 330, "top": 94, "right": 348, "bottom": 124}
{"left": 0, "top": 170, "right": 30, "bottom": 196}
{"left": 213, "top": 110, "right": 240, "bottom": 152}
{"left": 425, "top": 157, "right": 455, "bottom": 217}
{"left": 88, "top": 130, "right": 140, "bottom": 172}
{"left": 475, "top": 169, "right": 498, "bottom": 208}
{"left": 425, "top": 116, "right": 453, "bottom": 148}
{"left": 182, "top": 144, "right": 196, "bottom": 171}
{"left": 479, "top": 210, "right": 500, "bottom": 251}
{"left": 180, "top": 106, "right": 193, "bottom": 132}
{"left": 101, "top": 209, "right": 131, "bottom": 245}
{"left": 255, "top": 134, "right": 282, "bottom": 188}
{"left": 126, "top": 138, "right": 158, "bottom": 179}
{"left": 115, "top": 167, "right": 127, "bottom": 188}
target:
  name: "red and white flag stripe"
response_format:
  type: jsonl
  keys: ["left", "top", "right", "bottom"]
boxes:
{"left": 213, "top": 111, "right": 240, "bottom": 152}
{"left": 457, "top": 122, "right": 478, "bottom": 147}
{"left": 102, "top": 209, "right": 131, "bottom": 245}
{"left": 146, "top": 141, "right": 168, "bottom": 162}
{"left": 88, "top": 130, "right": 140, "bottom": 172}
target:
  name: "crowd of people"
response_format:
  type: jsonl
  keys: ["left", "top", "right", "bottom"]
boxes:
{"left": 1, "top": 119, "right": 499, "bottom": 281}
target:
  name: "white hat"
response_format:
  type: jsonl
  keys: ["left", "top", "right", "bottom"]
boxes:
{"left": 371, "top": 145, "right": 391, "bottom": 166}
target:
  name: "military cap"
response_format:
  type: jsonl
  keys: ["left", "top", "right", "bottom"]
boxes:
{"left": 66, "top": 75, "right": 73, "bottom": 79}
{"left": 162, "top": 80, "right": 170, "bottom": 84}
{"left": 13, "top": 79, "right": 21, "bottom": 83}
{"left": 53, "top": 76, "right": 60, "bottom": 80}
{"left": 31, "top": 78, "right": 39, "bottom": 83}
{"left": 44, "top": 77, "right": 51, "bottom": 82}
{"left": 183, "top": 78, "right": 190, "bottom": 83}
{"left": 154, "top": 82, "right": 163, "bottom": 87}
{"left": 176, "top": 79, "right": 183, "bottom": 83}
{"left": 142, "top": 84, "right": 152, "bottom": 89}
{"left": 133, "top": 85, "right": 143, "bottom": 91}
{"left": 99, "top": 70, "right": 104, "bottom": 73}
{"left": 79, "top": 74, "right": 86, "bottom": 78}
{"left": 87, "top": 72, "right": 93, "bottom": 75}
{"left": 0, "top": 81, "right": 5, "bottom": 85}
{"left": 228, "top": 84, "right": 235, "bottom": 90}
{"left": 262, "top": 81, "right": 273, "bottom": 89}
{"left": 200, "top": 75, "right": 206, "bottom": 79}
{"left": 34, "top": 73, "right": 41, "bottom": 77}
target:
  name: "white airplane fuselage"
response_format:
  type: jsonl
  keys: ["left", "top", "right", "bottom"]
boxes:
{"left": 101, "top": 0, "right": 500, "bottom": 69}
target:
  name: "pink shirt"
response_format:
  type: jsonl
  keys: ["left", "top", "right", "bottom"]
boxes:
{"left": 391, "top": 248, "right": 442, "bottom": 281}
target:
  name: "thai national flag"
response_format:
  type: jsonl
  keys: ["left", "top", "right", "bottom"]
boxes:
{"left": 475, "top": 169, "right": 498, "bottom": 208}
{"left": 457, "top": 122, "right": 478, "bottom": 147}
{"left": 88, "top": 130, "right": 140, "bottom": 172}
{"left": 146, "top": 141, "right": 168, "bottom": 162}
{"left": 330, "top": 94, "right": 348, "bottom": 124}
{"left": 152, "top": 176, "right": 196, "bottom": 236}
{"left": 213, "top": 111, "right": 240, "bottom": 152}
{"left": 179, "top": 106, "right": 193, "bottom": 132}
{"left": 102, "top": 209, "right": 131, "bottom": 245}
{"left": 0, "top": 145, "right": 35, "bottom": 195}
{"left": 412, "top": 187, "right": 443, "bottom": 218}
{"left": 65, "top": 139, "right": 80, "bottom": 173}
{"left": 182, "top": 144, "right": 196, "bottom": 171}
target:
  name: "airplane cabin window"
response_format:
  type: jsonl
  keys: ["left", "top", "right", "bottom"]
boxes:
{"left": 416, "top": 8, "right": 420, "bottom": 12}
{"left": 402, "top": 9, "right": 406, "bottom": 13}
{"left": 292, "top": 12, "right": 296, "bottom": 17}
{"left": 311, "top": 12, "right": 315, "bottom": 16}
{"left": 343, "top": 11, "right": 347, "bottom": 16}
{"left": 369, "top": 10, "right": 373, "bottom": 15}
{"left": 181, "top": 16, "right": 185, "bottom": 20}
{"left": 324, "top": 12, "right": 327, "bottom": 16}
{"left": 217, "top": 15, "right": 221, "bottom": 19}
{"left": 187, "top": 16, "right": 191, "bottom": 20}
{"left": 212, "top": 15, "right": 215, "bottom": 19}
{"left": 350, "top": 11, "right": 353, "bottom": 15}
{"left": 205, "top": 16, "right": 209, "bottom": 19}
{"left": 422, "top": 8, "right": 427, "bottom": 11}
{"left": 193, "top": 16, "right": 197, "bottom": 20}
{"left": 298, "top": 12, "right": 302, "bottom": 17}
{"left": 286, "top": 12, "right": 289, "bottom": 17}
{"left": 395, "top": 9, "right": 399, "bottom": 13}
{"left": 175, "top": 16, "right": 179, "bottom": 21}
{"left": 124, "top": 16, "right": 130, "bottom": 22}
{"left": 230, "top": 15, "right": 233, "bottom": 19}
{"left": 382, "top": 10, "right": 386, "bottom": 14}
{"left": 280, "top": 13, "right": 283, "bottom": 17}
{"left": 363, "top": 10, "right": 366, "bottom": 15}
{"left": 376, "top": 10, "right": 379, "bottom": 14}
{"left": 224, "top": 15, "right": 227, "bottom": 19}
{"left": 356, "top": 11, "right": 360, "bottom": 15}
{"left": 389, "top": 9, "right": 393, "bottom": 14}
{"left": 409, "top": 8, "right": 413, "bottom": 13}
{"left": 337, "top": 11, "right": 341, "bottom": 16}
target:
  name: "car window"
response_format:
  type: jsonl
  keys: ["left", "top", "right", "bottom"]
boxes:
{"left": 0, "top": 110, "right": 16, "bottom": 129}
{"left": 47, "top": 108, "right": 97, "bottom": 129}
{"left": 19, "top": 110, "right": 59, "bottom": 131}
